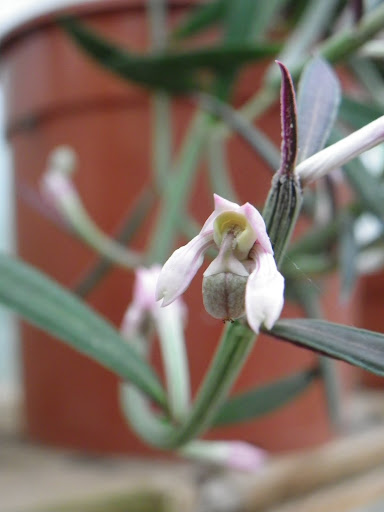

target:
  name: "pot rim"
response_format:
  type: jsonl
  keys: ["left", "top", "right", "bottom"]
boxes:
{"left": 0, "top": 0, "right": 204, "bottom": 52}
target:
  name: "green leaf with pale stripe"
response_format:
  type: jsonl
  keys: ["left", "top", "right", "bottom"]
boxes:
{"left": 268, "top": 319, "right": 384, "bottom": 377}
{"left": 0, "top": 254, "right": 167, "bottom": 408}
{"left": 213, "top": 367, "right": 318, "bottom": 426}
{"left": 61, "top": 17, "right": 278, "bottom": 94}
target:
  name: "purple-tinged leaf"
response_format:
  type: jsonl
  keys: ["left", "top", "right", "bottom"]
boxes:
{"left": 268, "top": 319, "right": 384, "bottom": 377}
{"left": 277, "top": 60, "right": 298, "bottom": 176}
{"left": 297, "top": 57, "right": 341, "bottom": 162}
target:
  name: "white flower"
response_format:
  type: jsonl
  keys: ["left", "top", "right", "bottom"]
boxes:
{"left": 156, "top": 194, "right": 284, "bottom": 333}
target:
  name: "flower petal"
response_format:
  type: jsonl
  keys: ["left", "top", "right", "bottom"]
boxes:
{"left": 240, "top": 203, "right": 273, "bottom": 254}
{"left": 213, "top": 193, "right": 241, "bottom": 214}
{"left": 245, "top": 249, "right": 285, "bottom": 333}
{"left": 156, "top": 231, "right": 214, "bottom": 306}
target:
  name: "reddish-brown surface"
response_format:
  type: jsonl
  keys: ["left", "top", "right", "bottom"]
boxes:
{"left": 360, "top": 272, "right": 384, "bottom": 388}
{"left": 1, "top": 1, "right": 356, "bottom": 455}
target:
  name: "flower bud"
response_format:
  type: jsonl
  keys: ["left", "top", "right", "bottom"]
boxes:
{"left": 203, "top": 272, "right": 247, "bottom": 321}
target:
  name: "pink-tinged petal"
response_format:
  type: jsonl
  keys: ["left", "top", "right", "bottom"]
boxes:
{"left": 180, "top": 440, "right": 267, "bottom": 472}
{"left": 296, "top": 115, "right": 384, "bottom": 185}
{"left": 240, "top": 203, "right": 273, "bottom": 254}
{"left": 156, "top": 231, "right": 215, "bottom": 306}
{"left": 245, "top": 249, "right": 285, "bottom": 333}
{"left": 122, "top": 265, "right": 187, "bottom": 338}
{"left": 213, "top": 193, "right": 241, "bottom": 214}
{"left": 133, "top": 265, "right": 162, "bottom": 310}
{"left": 40, "top": 171, "right": 80, "bottom": 209}
{"left": 121, "top": 265, "right": 162, "bottom": 338}
{"left": 226, "top": 441, "right": 268, "bottom": 472}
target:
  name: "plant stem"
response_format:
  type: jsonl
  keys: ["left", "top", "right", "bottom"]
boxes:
{"left": 74, "top": 186, "right": 155, "bottom": 296}
{"left": 156, "top": 305, "right": 191, "bottom": 422}
{"left": 170, "top": 321, "right": 256, "bottom": 448}
{"left": 147, "top": 0, "right": 172, "bottom": 192}
{"left": 148, "top": 112, "right": 210, "bottom": 263}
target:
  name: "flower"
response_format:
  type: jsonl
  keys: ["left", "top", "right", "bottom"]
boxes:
{"left": 122, "top": 265, "right": 186, "bottom": 339}
{"left": 180, "top": 439, "right": 267, "bottom": 472}
{"left": 156, "top": 194, "right": 284, "bottom": 333}
{"left": 40, "top": 146, "right": 79, "bottom": 219}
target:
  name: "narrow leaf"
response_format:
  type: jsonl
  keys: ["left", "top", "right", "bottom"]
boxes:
{"left": 213, "top": 367, "right": 318, "bottom": 426}
{"left": 173, "top": 0, "right": 228, "bottom": 40}
{"left": 61, "top": 17, "right": 278, "bottom": 94}
{"left": 277, "top": 61, "right": 298, "bottom": 176}
{"left": 213, "top": 0, "right": 261, "bottom": 100}
{"left": 268, "top": 319, "right": 384, "bottom": 377}
{"left": 0, "top": 255, "right": 166, "bottom": 407}
{"left": 297, "top": 57, "right": 341, "bottom": 162}
{"left": 339, "top": 96, "right": 384, "bottom": 130}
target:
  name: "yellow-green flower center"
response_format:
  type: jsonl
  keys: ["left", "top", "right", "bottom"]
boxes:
{"left": 214, "top": 211, "right": 256, "bottom": 258}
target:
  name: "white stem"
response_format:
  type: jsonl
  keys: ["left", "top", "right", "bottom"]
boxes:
{"left": 156, "top": 304, "right": 191, "bottom": 422}
{"left": 296, "top": 116, "right": 384, "bottom": 185}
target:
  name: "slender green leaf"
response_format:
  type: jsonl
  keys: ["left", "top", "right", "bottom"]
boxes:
{"left": 268, "top": 319, "right": 384, "bottom": 377}
{"left": 173, "top": 0, "right": 228, "bottom": 40}
{"left": 213, "top": 367, "right": 318, "bottom": 426}
{"left": 266, "top": 0, "right": 340, "bottom": 84}
{"left": 329, "top": 128, "right": 384, "bottom": 226}
{"left": 343, "top": 154, "right": 384, "bottom": 225}
{"left": 252, "top": 0, "right": 291, "bottom": 41}
{"left": 61, "top": 17, "right": 278, "bottom": 94}
{"left": 0, "top": 254, "right": 166, "bottom": 407}
{"left": 282, "top": 252, "right": 335, "bottom": 278}
{"left": 297, "top": 57, "right": 341, "bottom": 162}
{"left": 214, "top": 0, "right": 261, "bottom": 100}
{"left": 339, "top": 96, "right": 384, "bottom": 129}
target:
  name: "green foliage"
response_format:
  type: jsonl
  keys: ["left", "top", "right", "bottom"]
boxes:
{"left": 213, "top": 367, "right": 318, "bottom": 426}
{"left": 0, "top": 255, "right": 167, "bottom": 407}
{"left": 269, "top": 319, "right": 384, "bottom": 377}
{"left": 61, "top": 17, "right": 278, "bottom": 95}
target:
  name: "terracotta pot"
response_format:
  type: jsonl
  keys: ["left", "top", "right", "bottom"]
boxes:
{"left": 359, "top": 272, "right": 384, "bottom": 388}
{"left": 0, "top": 0, "right": 357, "bottom": 455}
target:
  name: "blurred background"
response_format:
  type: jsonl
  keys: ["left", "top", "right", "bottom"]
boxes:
{"left": 3, "top": 1, "right": 384, "bottom": 511}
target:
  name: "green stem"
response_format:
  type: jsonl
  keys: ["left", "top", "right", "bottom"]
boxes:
{"left": 63, "top": 201, "right": 141, "bottom": 268}
{"left": 170, "top": 321, "right": 256, "bottom": 448}
{"left": 207, "top": 132, "right": 239, "bottom": 202}
{"left": 147, "top": 0, "right": 172, "bottom": 192}
{"left": 152, "top": 94, "right": 172, "bottom": 191}
{"left": 156, "top": 305, "right": 191, "bottom": 422}
{"left": 120, "top": 383, "right": 176, "bottom": 447}
{"left": 74, "top": 186, "right": 155, "bottom": 296}
{"left": 148, "top": 112, "right": 210, "bottom": 263}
